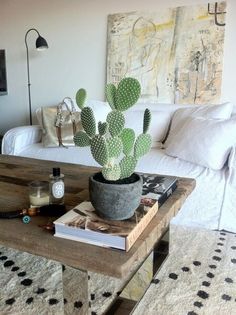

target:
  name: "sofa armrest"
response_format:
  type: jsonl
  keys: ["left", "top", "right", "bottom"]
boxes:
{"left": 2, "top": 125, "right": 42, "bottom": 155}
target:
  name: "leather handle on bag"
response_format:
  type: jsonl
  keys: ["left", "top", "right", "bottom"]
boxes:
{"left": 56, "top": 126, "right": 63, "bottom": 147}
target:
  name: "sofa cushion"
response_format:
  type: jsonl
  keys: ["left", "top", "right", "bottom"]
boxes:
{"left": 164, "top": 102, "right": 233, "bottom": 147}
{"left": 165, "top": 116, "right": 236, "bottom": 170}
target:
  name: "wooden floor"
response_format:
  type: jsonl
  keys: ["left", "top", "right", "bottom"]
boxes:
{"left": 105, "top": 240, "right": 169, "bottom": 314}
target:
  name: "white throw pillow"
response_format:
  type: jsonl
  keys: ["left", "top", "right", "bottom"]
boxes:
{"left": 164, "top": 102, "right": 233, "bottom": 147}
{"left": 85, "top": 100, "right": 110, "bottom": 123}
{"left": 165, "top": 116, "right": 236, "bottom": 170}
{"left": 124, "top": 110, "right": 171, "bottom": 147}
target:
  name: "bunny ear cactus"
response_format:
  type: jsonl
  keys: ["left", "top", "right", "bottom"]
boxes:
{"left": 116, "top": 77, "right": 141, "bottom": 111}
{"left": 76, "top": 88, "right": 87, "bottom": 110}
{"left": 143, "top": 109, "right": 151, "bottom": 134}
{"left": 80, "top": 107, "right": 96, "bottom": 137}
{"left": 74, "top": 77, "right": 152, "bottom": 181}
{"left": 105, "top": 84, "right": 116, "bottom": 110}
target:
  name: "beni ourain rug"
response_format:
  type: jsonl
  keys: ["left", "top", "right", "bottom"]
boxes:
{"left": 132, "top": 227, "right": 236, "bottom": 315}
{"left": 0, "top": 245, "right": 152, "bottom": 315}
{"left": 0, "top": 244, "right": 127, "bottom": 315}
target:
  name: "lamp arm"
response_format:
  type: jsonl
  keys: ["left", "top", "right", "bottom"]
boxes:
{"left": 24, "top": 28, "right": 40, "bottom": 42}
{"left": 24, "top": 28, "right": 47, "bottom": 125}
{"left": 25, "top": 28, "right": 40, "bottom": 125}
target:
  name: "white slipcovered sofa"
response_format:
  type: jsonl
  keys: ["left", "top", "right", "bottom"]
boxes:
{"left": 2, "top": 101, "right": 236, "bottom": 233}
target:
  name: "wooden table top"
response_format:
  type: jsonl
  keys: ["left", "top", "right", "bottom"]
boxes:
{"left": 0, "top": 155, "right": 195, "bottom": 278}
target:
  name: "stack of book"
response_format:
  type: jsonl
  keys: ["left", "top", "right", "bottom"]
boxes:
{"left": 54, "top": 174, "right": 177, "bottom": 251}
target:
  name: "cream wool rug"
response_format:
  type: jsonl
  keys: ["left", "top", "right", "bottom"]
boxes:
{"left": 0, "top": 246, "right": 64, "bottom": 315}
{"left": 0, "top": 245, "right": 152, "bottom": 315}
{"left": 132, "top": 228, "right": 236, "bottom": 315}
{"left": 0, "top": 245, "right": 123, "bottom": 315}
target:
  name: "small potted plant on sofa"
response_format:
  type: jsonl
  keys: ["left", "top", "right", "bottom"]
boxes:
{"left": 74, "top": 77, "right": 152, "bottom": 220}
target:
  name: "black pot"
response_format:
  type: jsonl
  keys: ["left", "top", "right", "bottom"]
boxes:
{"left": 89, "top": 172, "right": 143, "bottom": 220}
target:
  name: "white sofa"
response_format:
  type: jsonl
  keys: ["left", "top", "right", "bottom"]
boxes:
{"left": 2, "top": 101, "right": 236, "bottom": 233}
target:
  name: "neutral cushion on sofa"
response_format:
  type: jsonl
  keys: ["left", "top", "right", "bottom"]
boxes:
{"left": 165, "top": 116, "right": 236, "bottom": 170}
{"left": 164, "top": 102, "right": 233, "bottom": 147}
{"left": 124, "top": 110, "right": 171, "bottom": 147}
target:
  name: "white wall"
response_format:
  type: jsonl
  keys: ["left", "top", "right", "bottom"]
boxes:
{"left": 0, "top": 0, "right": 235, "bottom": 134}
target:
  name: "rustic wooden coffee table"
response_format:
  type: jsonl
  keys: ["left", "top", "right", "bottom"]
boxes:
{"left": 0, "top": 155, "right": 195, "bottom": 314}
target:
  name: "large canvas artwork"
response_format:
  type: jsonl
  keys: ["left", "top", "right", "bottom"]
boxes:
{"left": 107, "top": 2, "right": 226, "bottom": 104}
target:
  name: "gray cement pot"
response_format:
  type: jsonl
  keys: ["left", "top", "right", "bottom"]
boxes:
{"left": 89, "top": 173, "right": 143, "bottom": 220}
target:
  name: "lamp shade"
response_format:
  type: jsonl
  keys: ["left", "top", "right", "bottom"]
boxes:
{"left": 36, "top": 36, "right": 48, "bottom": 50}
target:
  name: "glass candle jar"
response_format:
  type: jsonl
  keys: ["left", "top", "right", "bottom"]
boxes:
{"left": 28, "top": 181, "right": 50, "bottom": 207}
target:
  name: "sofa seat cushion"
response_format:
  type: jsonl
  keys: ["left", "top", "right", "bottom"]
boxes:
{"left": 18, "top": 143, "right": 99, "bottom": 168}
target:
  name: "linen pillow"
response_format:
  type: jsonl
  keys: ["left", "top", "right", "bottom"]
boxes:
{"left": 164, "top": 102, "right": 233, "bottom": 147}
{"left": 86, "top": 100, "right": 110, "bottom": 124}
{"left": 124, "top": 110, "right": 171, "bottom": 148}
{"left": 165, "top": 116, "right": 236, "bottom": 170}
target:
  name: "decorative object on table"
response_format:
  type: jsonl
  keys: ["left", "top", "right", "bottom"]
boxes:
{"left": 0, "top": 49, "right": 7, "bottom": 96}
{"left": 141, "top": 174, "right": 178, "bottom": 207}
{"left": 74, "top": 77, "right": 152, "bottom": 220}
{"left": 54, "top": 200, "right": 158, "bottom": 251}
{"left": 28, "top": 180, "right": 49, "bottom": 207}
{"left": 107, "top": 2, "right": 226, "bottom": 104}
{"left": 22, "top": 215, "right": 31, "bottom": 224}
{"left": 41, "top": 97, "right": 81, "bottom": 147}
{"left": 49, "top": 168, "right": 65, "bottom": 205}
{"left": 0, "top": 204, "right": 66, "bottom": 220}
{"left": 24, "top": 28, "right": 48, "bottom": 125}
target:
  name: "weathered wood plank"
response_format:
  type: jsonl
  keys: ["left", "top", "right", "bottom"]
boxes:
{"left": 0, "top": 155, "right": 195, "bottom": 278}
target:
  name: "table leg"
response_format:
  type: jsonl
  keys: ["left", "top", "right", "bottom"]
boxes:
{"left": 63, "top": 265, "right": 89, "bottom": 315}
{"left": 62, "top": 252, "right": 154, "bottom": 315}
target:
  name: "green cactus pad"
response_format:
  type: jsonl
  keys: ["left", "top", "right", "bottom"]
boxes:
{"left": 120, "top": 128, "right": 135, "bottom": 156}
{"left": 102, "top": 164, "right": 121, "bottom": 181}
{"left": 116, "top": 77, "right": 141, "bottom": 111}
{"left": 105, "top": 83, "right": 117, "bottom": 110}
{"left": 81, "top": 107, "right": 96, "bottom": 137}
{"left": 98, "top": 121, "right": 108, "bottom": 136}
{"left": 120, "top": 156, "right": 137, "bottom": 179}
{"left": 107, "top": 137, "right": 123, "bottom": 158}
{"left": 107, "top": 110, "right": 125, "bottom": 137}
{"left": 134, "top": 133, "right": 152, "bottom": 159}
{"left": 74, "top": 131, "right": 90, "bottom": 147}
{"left": 143, "top": 108, "right": 151, "bottom": 134}
{"left": 90, "top": 135, "right": 109, "bottom": 166}
{"left": 76, "top": 88, "right": 87, "bottom": 110}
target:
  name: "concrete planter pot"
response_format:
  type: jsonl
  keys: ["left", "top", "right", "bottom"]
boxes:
{"left": 89, "top": 172, "right": 143, "bottom": 220}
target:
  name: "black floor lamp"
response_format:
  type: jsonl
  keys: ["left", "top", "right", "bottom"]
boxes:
{"left": 25, "top": 28, "right": 48, "bottom": 125}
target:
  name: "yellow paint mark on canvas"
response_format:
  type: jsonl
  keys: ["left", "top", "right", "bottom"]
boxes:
{"left": 131, "top": 20, "right": 174, "bottom": 38}
{"left": 197, "top": 14, "right": 210, "bottom": 20}
{"left": 156, "top": 20, "right": 174, "bottom": 31}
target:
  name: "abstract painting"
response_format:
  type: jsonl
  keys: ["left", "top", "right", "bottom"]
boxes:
{"left": 107, "top": 2, "right": 226, "bottom": 104}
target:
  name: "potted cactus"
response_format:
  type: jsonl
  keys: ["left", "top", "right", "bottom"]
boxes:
{"left": 74, "top": 77, "right": 152, "bottom": 220}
